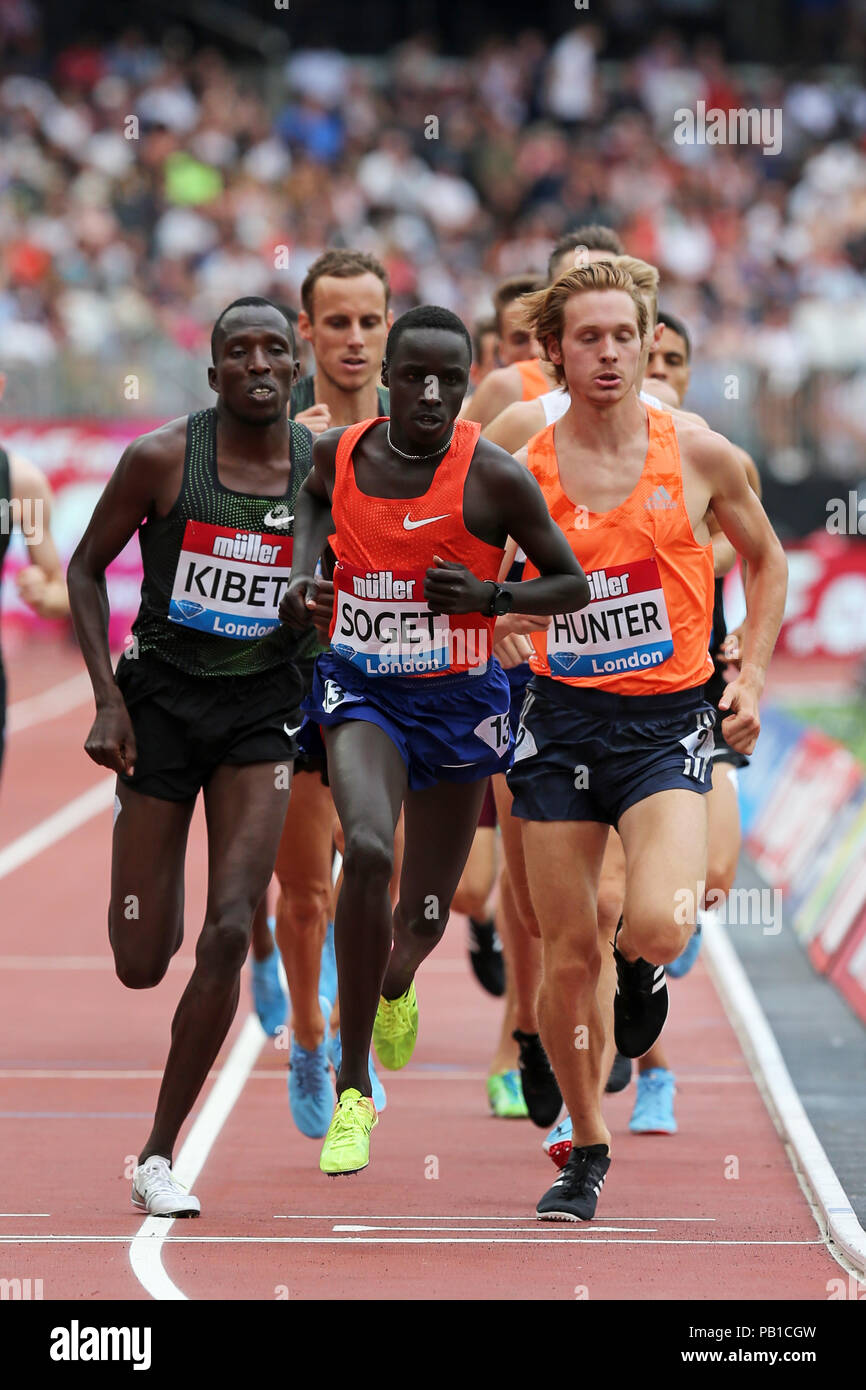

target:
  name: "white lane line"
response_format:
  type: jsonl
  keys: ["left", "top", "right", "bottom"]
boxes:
{"left": 272, "top": 1213, "right": 717, "bottom": 1222}
{"left": 128, "top": 1014, "right": 265, "bottom": 1301}
{"left": 332, "top": 1223, "right": 657, "bottom": 1233}
{"left": 0, "top": 1213, "right": 50, "bottom": 1217}
{"left": 702, "top": 908, "right": 866, "bottom": 1278}
{"left": 0, "top": 956, "right": 195, "bottom": 970}
{"left": 0, "top": 778, "right": 115, "bottom": 880}
{"left": 7, "top": 672, "right": 93, "bottom": 733}
{"left": 1, "top": 1235, "right": 823, "bottom": 1247}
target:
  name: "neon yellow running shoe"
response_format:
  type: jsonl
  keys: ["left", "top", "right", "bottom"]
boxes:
{"left": 372, "top": 980, "right": 418, "bottom": 1070}
{"left": 319, "top": 1088, "right": 378, "bottom": 1176}
{"left": 487, "top": 1069, "right": 529, "bottom": 1118}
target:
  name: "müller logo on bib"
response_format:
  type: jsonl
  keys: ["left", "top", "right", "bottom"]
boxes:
{"left": 168, "top": 519, "right": 293, "bottom": 639}
{"left": 549, "top": 556, "right": 674, "bottom": 677}
{"left": 332, "top": 560, "right": 452, "bottom": 675}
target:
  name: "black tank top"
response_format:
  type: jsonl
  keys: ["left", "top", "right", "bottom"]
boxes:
{"left": 704, "top": 577, "right": 727, "bottom": 708}
{"left": 132, "top": 409, "right": 316, "bottom": 676}
{"left": 290, "top": 374, "right": 390, "bottom": 418}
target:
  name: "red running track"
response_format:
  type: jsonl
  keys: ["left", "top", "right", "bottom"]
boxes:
{"left": 0, "top": 638, "right": 844, "bottom": 1300}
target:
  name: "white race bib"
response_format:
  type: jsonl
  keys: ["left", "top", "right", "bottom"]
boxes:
{"left": 168, "top": 520, "right": 292, "bottom": 641}
{"left": 331, "top": 562, "right": 451, "bottom": 675}
{"left": 548, "top": 557, "right": 673, "bottom": 678}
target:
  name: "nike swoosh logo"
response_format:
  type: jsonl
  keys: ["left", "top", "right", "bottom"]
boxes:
{"left": 263, "top": 509, "right": 294, "bottom": 527}
{"left": 403, "top": 512, "right": 449, "bottom": 530}
{"left": 284, "top": 722, "right": 303, "bottom": 738}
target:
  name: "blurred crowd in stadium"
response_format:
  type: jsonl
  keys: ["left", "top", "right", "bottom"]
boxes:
{"left": 1, "top": 15, "right": 866, "bottom": 490}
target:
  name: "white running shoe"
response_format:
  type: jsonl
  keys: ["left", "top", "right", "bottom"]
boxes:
{"left": 131, "top": 1156, "right": 201, "bottom": 1218}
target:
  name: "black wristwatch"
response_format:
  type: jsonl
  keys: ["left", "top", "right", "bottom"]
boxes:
{"left": 483, "top": 582, "right": 514, "bottom": 617}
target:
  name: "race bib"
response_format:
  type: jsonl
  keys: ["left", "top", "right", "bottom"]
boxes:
{"left": 331, "top": 561, "right": 450, "bottom": 675}
{"left": 168, "top": 521, "right": 292, "bottom": 640}
{"left": 548, "top": 557, "right": 673, "bottom": 678}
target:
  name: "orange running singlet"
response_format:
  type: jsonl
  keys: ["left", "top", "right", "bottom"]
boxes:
{"left": 329, "top": 418, "right": 504, "bottom": 677}
{"left": 522, "top": 406, "right": 714, "bottom": 695}
{"left": 516, "top": 358, "right": 550, "bottom": 401}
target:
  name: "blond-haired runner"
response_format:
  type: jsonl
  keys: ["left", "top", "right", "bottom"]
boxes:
{"left": 480, "top": 250, "right": 676, "bottom": 1125}
{"left": 505, "top": 263, "right": 787, "bottom": 1220}
{"left": 544, "top": 307, "right": 766, "bottom": 1161}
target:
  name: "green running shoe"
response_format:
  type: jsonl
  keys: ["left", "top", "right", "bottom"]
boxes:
{"left": 487, "top": 1069, "right": 529, "bottom": 1118}
{"left": 372, "top": 980, "right": 418, "bottom": 1070}
{"left": 319, "top": 1088, "right": 378, "bottom": 1175}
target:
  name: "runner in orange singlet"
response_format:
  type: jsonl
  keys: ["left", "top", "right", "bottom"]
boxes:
{"left": 505, "top": 264, "right": 788, "bottom": 1220}
{"left": 280, "top": 305, "right": 589, "bottom": 1177}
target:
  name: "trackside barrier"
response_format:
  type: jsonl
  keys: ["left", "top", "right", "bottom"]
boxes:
{"left": 741, "top": 705, "right": 866, "bottom": 1025}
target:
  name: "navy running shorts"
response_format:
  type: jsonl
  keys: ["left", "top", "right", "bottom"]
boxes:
{"left": 114, "top": 652, "right": 304, "bottom": 802}
{"left": 507, "top": 675, "right": 716, "bottom": 826}
{"left": 299, "top": 650, "right": 514, "bottom": 791}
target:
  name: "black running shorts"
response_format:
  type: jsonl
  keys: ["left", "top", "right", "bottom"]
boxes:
{"left": 114, "top": 652, "right": 304, "bottom": 802}
{"left": 507, "top": 676, "right": 716, "bottom": 826}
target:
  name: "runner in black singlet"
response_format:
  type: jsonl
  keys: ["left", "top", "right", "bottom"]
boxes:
{"left": 68, "top": 297, "right": 311, "bottom": 1217}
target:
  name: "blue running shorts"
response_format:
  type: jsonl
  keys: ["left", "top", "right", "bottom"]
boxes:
{"left": 507, "top": 675, "right": 716, "bottom": 826}
{"left": 300, "top": 651, "right": 514, "bottom": 790}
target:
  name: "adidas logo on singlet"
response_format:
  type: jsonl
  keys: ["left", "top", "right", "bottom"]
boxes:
{"left": 644, "top": 485, "right": 677, "bottom": 511}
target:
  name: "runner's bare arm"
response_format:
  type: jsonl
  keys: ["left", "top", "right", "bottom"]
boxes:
{"left": 708, "top": 446, "right": 762, "bottom": 580}
{"left": 497, "top": 463, "right": 590, "bottom": 613}
{"left": 458, "top": 365, "right": 520, "bottom": 427}
{"left": 279, "top": 428, "right": 339, "bottom": 628}
{"left": 482, "top": 399, "right": 545, "bottom": 453}
{"left": 690, "top": 431, "right": 787, "bottom": 750}
{"left": 9, "top": 453, "right": 69, "bottom": 618}
{"left": 68, "top": 425, "right": 183, "bottom": 709}
{"left": 430, "top": 444, "right": 588, "bottom": 617}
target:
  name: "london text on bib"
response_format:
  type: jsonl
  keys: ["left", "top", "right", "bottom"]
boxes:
{"left": 331, "top": 561, "right": 451, "bottom": 675}
{"left": 168, "top": 521, "right": 293, "bottom": 640}
{"left": 548, "top": 556, "right": 673, "bottom": 678}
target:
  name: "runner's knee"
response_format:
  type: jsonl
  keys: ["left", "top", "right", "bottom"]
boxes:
{"left": 705, "top": 851, "right": 738, "bottom": 902}
{"left": 341, "top": 828, "right": 393, "bottom": 887}
{"left": 541, "top": 937, "right": 601, "bottom": 994}
{"left": 112, "top": 941, "right": 171, "bottom": 990}
{"left": 109, "top": 904, "right": 176, "bottom": 988}
{"left": 278, "top": 881, "right": 331, "bottom": 934}
{"left": 395, "top": 897, "right": 450, "bottom": 945}
{"left": 597, "top": 878, "right": 624, "bottom": 938}
{"left": 625, "top": 908, "right": 689, "bottom": 965}
{"left": 196, "top": 913, "right": 253, "bottom": 976}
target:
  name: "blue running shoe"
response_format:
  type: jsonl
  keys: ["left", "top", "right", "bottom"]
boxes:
{"left": 288, "top": 1035, "right": 333, "bottom": 1138}
{"left": 328, "top": 1030, "right": 387, "bottom": 1113}
{"left": 318, "top": 919, "right": 337, "bottom": 1012}
{"left": 629, "top": 1067, "right": 677, "bottom": 1134}
{"left": 666, "top": 924, "right": 702, "bottom": 980}
{"left": 250, "top": 918, "right": 287, "bottom": 1037}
